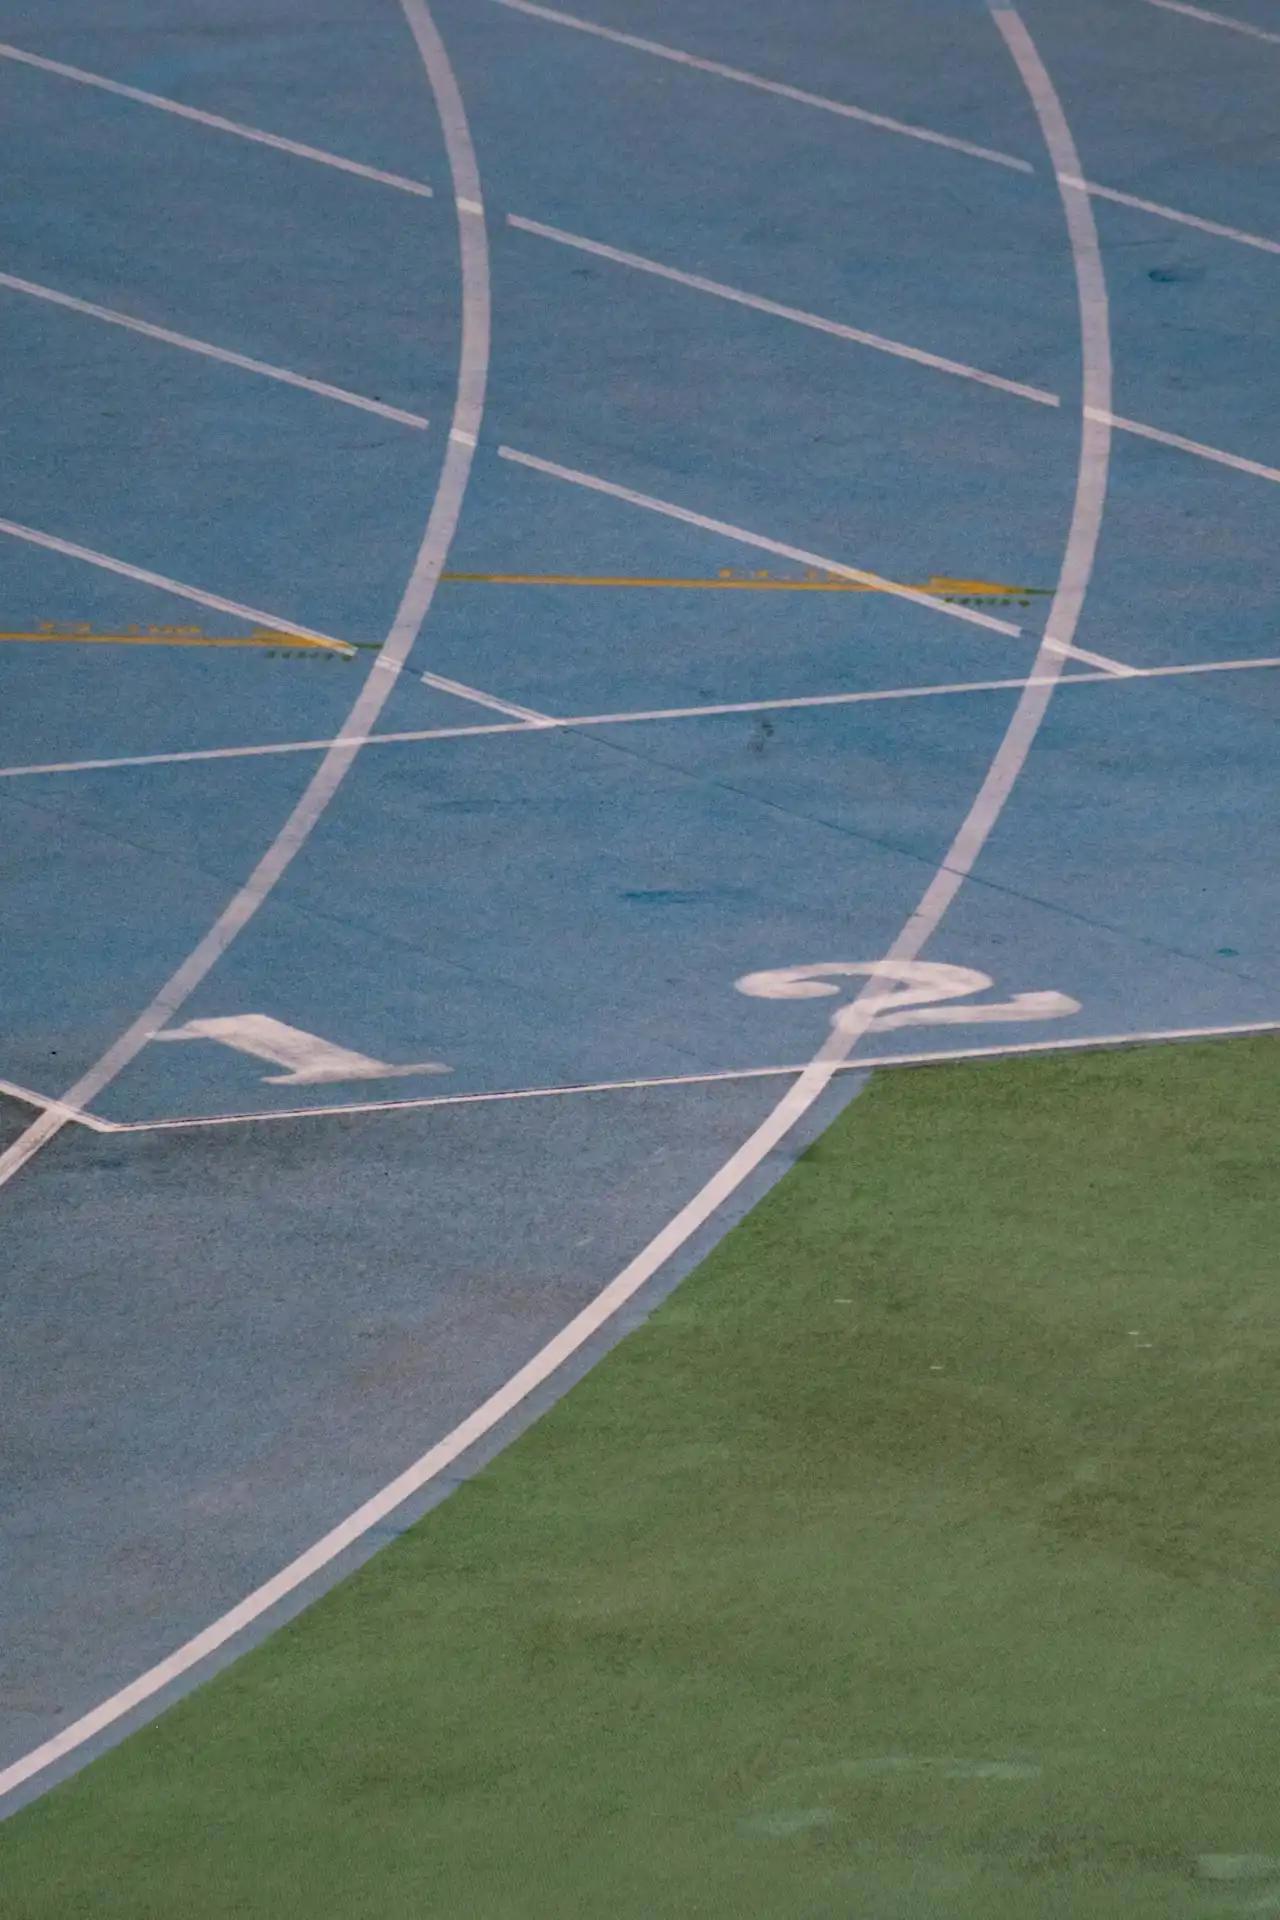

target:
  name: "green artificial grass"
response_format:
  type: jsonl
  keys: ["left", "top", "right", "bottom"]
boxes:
{"left": 5, "top": 1037, "right": 1280, "bottom": 1917}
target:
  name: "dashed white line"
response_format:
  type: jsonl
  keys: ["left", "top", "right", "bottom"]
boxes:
{"left": 497, "top": 446, "right": 1030, "bottom": 640}
{"left": 507, "top": 214, "right": 1060, "bottom": 406}
{"left": 0, "top": 270, "right": 430, "bottom": 428}
{"left": 1096, "top": 408, "right": 1280, "bottom": 485}
{"left": 1041, "top": 636, "right": 1136, "bottom": 675}
{"left": 0, "top": 1076, "right": 108, "bottom": 1131}
{"left": 0, "top": 40, "right": 434, "bottom": 195}
{"left": 417, "top": 668, "right": 554, "bottom": 722}
{"left": 507, "top": 216, "right": 1278, "bottom": 498}
{"left": 1075, "top": 177, "right": 1280, "bottom": 258}
{"left": 15, "top": 0, "right": 1265, "bottom": 281}
{"left": 1142, "top": 0, "right": 1280, "bottom": 42}
{"left": 0, "top": 523, "right": 531, "bottom": 720}
{"left": 492, "top": 0, "right": 1032, "bottom": 171}
{"left": 6, "top": 650, "right": 1280, "bottom": 781}
{"left": 0, "top": 518, "right": 350, "bottom": 647}
{"left": 500, "top": 0, "right": 1280, "bottom": 269}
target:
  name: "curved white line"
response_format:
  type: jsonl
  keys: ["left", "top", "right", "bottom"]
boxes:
{"left": 0, "top": 0, "right": 487, "bottom": 1207}
{"left": 0, "top": 3, "right": 1110, "bottom": 1810}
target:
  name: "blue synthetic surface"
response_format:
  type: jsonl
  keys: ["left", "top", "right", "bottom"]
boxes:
{"left": 3, "top": 0, "right": 1280, "bottom": 1793}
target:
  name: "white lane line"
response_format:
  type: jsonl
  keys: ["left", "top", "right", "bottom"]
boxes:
{"left": 1135, "top": 650, "right": 1280, "bottom": 679}
{"left": 39, "top": 1018, "right": 1280, "bottom": 1134}
{"left": 508, "top": 215, "right": 1277, "bottom": 500}
{"left": 496, "top": 0, "right": 1280, "bottom": 270}
{"left": 499, "top": 0, "right": 1280, "bottom": 266}
{"left": 418, "top": 668, "right": 554, "bottom": 723}
{"left": 0, "top": 725, "right": 523, "bottom": 781}
{"left": 11, "top": 3, "right": 1271, "bottom": 274}
{"left": 804, "top": 3, "right": 1113, "bottom": 1078}
{"left": 1142, "top": 0, "right": 1280, "bottom": 41}
{"left": 507, "top": 215, "right": 1060, "bottom": 407}
{"left": 500, "top": 446, "right": 1135, "bottom": 672}
{"left": 0, "top": 271, "right": 431, "bottom": 428}
{"left": 0, "top": 519, "right": 352, "bottom": 648}
{"left": 1076, "top": 177, "right": 1280, "bottom": 258}
{"left": 0, "top": 41, "right": 434, "bottom": 194}
{"left": 0, "top": 520, "right": 530, "bottom": 719}
{"left": 1041, "top": 636, "right": 1134, "bottom": 674}
{"left": 1096, "top": 408, "right": 1280, "bottom": 485}
{"left": 0, "top": 1077, "right": 109, "bottom": 1130}
{"left": 0, "top": 0, "right": 487, "bottom": 1190}
{"left": 0, "top": 8, "right": 1112, "bottom": 1815}
{"left": 5, "top": 649, "right": 1280, "bottom": 781}
{"left": 497, "top": 447, "right": 1029, "bottom": 641}
{"left": 0, "top": 677, "right": 1066, "bottom": 783}
{"left": 492, "top": 0, "right": 1032, "bottom": 171}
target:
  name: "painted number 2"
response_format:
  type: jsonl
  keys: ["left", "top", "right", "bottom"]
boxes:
{"left": 734, "top": 960, "right": 1079, "bottom": 1037}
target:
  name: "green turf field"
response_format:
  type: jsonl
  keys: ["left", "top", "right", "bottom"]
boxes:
{"left": 5, "top": 1037, "right": 1280, "bottom": 1917}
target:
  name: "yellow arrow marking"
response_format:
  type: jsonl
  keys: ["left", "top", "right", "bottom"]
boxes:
{"left": 0, "top": 625, "right": 355, "bottom": 655}
{"left": 0, "top": 571, "right": 1046, "bottom": 657}
{"left": 440, "top": 570, "right": 1046, "bottom": 596}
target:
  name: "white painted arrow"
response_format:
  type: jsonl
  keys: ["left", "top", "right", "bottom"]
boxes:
{"left": 153, "top": 1014, "right": 451, "bottom": 1085}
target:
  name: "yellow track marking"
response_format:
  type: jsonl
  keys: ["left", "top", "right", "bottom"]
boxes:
{"left": 0, "top": 573, "right": 1044, "bottom": 658}
{"left": 0, "top": 626, "right": 355, "bottom": 654}
{"left": 440, "top": 570, "right": 1045, "bottom": 596}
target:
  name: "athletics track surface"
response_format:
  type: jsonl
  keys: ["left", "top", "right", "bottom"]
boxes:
{"left": 2, "top": 0, "right": 1280, "bottom": 1813}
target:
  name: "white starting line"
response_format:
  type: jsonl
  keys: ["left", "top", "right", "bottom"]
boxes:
{"left": 1, "top": 648, "right": 1278, "bottom": 781}
{"left": 5, "top": 1018, "right": 1278, "bottom": 1137}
